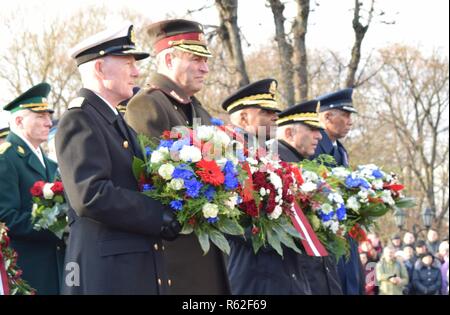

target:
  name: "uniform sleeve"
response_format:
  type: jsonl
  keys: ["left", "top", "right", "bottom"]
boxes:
{"left": 55, "top": 109, "right": 165, "bottom": 236}
{"left": 399, "top": 262, "right": 409, "bottom": 286}
{"left": 0, "top": 155, "right": 56, "bottom": 241}
{"left": 125, "top": 91, "right": 171, "bottom": 139}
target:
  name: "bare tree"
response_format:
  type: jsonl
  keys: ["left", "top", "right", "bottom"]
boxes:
{"left": 215, "top": 0, "right": 250, "bottom": 87}
{"left": 268, "top": 0, "right": 295, "bottom": 106}
{"left": 292, "top": 0, "right": 310, "bottom": 101}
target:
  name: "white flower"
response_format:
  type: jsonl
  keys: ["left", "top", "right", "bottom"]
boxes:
{"left": 168, "top": 178, "right": 184, "bottom": 190}
{"left": 213, "top": 129, "right": 231, "bottom": 147}
{"left": 372, "top": 179, "right": 384, "bottom": 190}
{"left": 246, "top": 157, "right": 258, "bottom": 165}
{"left": 328, "top": 192, "right": 344, "bottom": 205}
{"left": 303, "top": 170, "right": 319, "bottom": 183}
{"left": 179, "top": 145, "right": 202, "bottom": 162}
{"left": 346, "top": 196, "right": 361, "bottom": 211}
{"left": 43, "top": 183, "right": 55, "bottom": 199}
{"left": 269, "top": 171, "right": 282, "bottom": 190}
{"left": 357, "top": 190, "right": 369, "bottom": 203}
{"left": 300, "top": 182, "right": 317, "bottom": 193}
{"left": 158, "top": 163, "right": 175, "bottom": 180}
{"left": 381, "top": 190, "right": 395, "bottom": 205}
{"left": 324, "top": 221, "right": 340, "bottom": 234}
{"left": 268, "top": 205, "right": 283, "bottom": 220}
{"left": 151, "top": 147, "right": 169, "bottom": 164}
{"left": 202, "top": 203, "right": 219, "bottom": 218}
{"left": 225, "top": 194, "right": 239, "bottom": 209}
{"left": 321, "top": 203, "right": 333, "bottom": 214}
{"left": 31, "top": 203, "right": 38, "bottom": 216}
{"left": 260, "top": 187, "right": 267, "bottom": 196}
{"left": 331, "top": 167, "right": 350, "bottom": 179}
{"left": 196, "top": 126, "right": 215, "bottom": 141}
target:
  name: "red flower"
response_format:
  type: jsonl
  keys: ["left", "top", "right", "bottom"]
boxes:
{"left": 51, "top": 181, "right": 64, "bottom": 194}
{"left": 251, "top": 225, "right": 260, "bottom": 235}
{"left": 242, "top": 200, "right": 259, "bottom": 217}
{"left": 188, "top": 217, "right": 196, "bottom": 226}
{"left": 348, "top": 224, "right": 367, "bottom": 242}
{"left": 291, "top": 166, "right": 304, "bottom": 185}
{"left": 384, "top": 183, "right": 404, "bottom": 192}
{"left": 252, "top": 171, "right": 267, "bottom": 188}
{"left": 195, "top": 159, "right": 225, "bottom": 186}
{"left": 30, "top": 180, "right": 45, "bottom": 197}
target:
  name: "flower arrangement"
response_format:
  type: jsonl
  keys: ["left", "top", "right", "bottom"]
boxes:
{"left": 30, "top": 180, "right": 68, "bottom": 239}
{"left": 132, "top": 119, "right": 245, "bottom": 255}
{"left": 0, "top": 222, "right": 35, "bottom": 295}
{"left": 237, "top": 155, "right": 303, "bottom": 257}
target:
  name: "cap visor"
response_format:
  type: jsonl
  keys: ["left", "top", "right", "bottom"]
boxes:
{"left": 111, "top": 50, "right": 150, "bottom": 61}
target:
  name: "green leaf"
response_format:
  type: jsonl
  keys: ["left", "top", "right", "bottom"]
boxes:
{"left": 272, "top": 224, "right": 302, "bottom": 254}
{"left": 217, "top": 218, "right": 244, "bottom": 236}
{"left": 266, "top": 228, "right": 283, "bottom": 257}
{"left": 196, "top": 230, "right": 210, "bottom": 255}
{"left": 209, "top": 229, "right": 231, "bottom": 255}
{"left": 131, "top": 156, "right": 145, "bottom": 180}
{"left": 251, "top": 234, "right": 264, "bottom": 254}
{"left": 395, "top": 197, "right": 416, "bottom": 208}
{"left": 180, "top": 224, "right": 194, "bottom": 235}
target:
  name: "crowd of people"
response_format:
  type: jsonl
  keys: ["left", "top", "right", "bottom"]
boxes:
{"left": 1, "top": 18, "right": 448, "bottom": 296}
{"left": 359, "top": 230, "right": 448, "bottom": 295}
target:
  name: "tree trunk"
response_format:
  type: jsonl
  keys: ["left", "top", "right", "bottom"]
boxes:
{"left": 345, "top": 0, "right": 374, "bottom": 88}
{"left": 292, "top": 0, "right": 310, "bottom": 101}
{"left": 215, "top": 0, "right": 250, "bottom": 87}
{"left": 268, "top": 0, "right": 295, "bottom": 106}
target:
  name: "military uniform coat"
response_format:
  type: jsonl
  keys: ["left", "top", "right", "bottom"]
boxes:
{"left": 125, "top": 73, "right": 230, "bottom": 294}
{"left": 0, "top": 132, "right": 64, "bottom": 295}
{"left": 56, "top": 89, "right": 170, "bottom": 295}
{"left": 277, "top": 139, "right": 342, "bottom": 295}
{"left": 311, "top": 131, "right": 365, "bottom": 295}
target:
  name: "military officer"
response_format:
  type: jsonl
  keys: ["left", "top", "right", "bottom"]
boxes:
{"left": 0, "top": 110, "right": 9, "bottom": 144}
{"left": 56, "top": 22, "right": 180, "bottom": 295}
{"left": 310, "top": 88, "right": 364, "bottom": 295}
{"left": 275, "top": 100, "right": 343, "bottom": 295}
{"left": 222, "top": 80, "right": 311, "bottom": 295}
{"left": 0, "top": 83, "right": 64, "bottom": 294}
{"left": 125, "top": 19, "right": 229, "bottom": 295}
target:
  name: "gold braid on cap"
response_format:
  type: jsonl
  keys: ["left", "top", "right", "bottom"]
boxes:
{"left": 226, "top": 94, "right": 279, "bottom": 112}
{"left": 276, "top": 112, "right": 319, "bottom": 125}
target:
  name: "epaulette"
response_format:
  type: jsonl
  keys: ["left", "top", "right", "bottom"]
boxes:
{"left": 0, "top": 142, "right": 12, "bottom": 155}
{"left": 68, "top": 97, "right": 85, "bottom": 110}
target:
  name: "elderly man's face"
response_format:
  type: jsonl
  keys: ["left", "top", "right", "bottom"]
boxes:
{"left": 291, "top": 124, "right": 323, "bottom": 157}
{"left": 323, "top": 109, "right": 353, "bottom": 140}
{"left": 101, "top": 55, "right": 139, "bottom": 102}
{"left": 19, "top": 111, "right": 52, "bottom": 147}
{"left": 171, "top": 51, "right": 209, "bottom": 96}
{"left": 244, "top": 108, "right": 278, "bottom": 140}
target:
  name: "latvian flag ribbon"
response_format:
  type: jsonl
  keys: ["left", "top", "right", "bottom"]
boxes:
{"left": 0, "top": 248, "right": 10, "bottom": 295}
{"left": 291, "top": 201, "right": 328, "bottom": 257}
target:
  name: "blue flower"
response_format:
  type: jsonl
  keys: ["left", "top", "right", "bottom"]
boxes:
{"left": 223, "top": 161, "right": 239, "bottom": 190}
{"left": 184, "top": 179, "right": 203, "bottom": 198}
{"left": 319, "top": 211, "right": 334, "bottom": 222}
{"left": 158, "top": 139, "right": 174, "bottom": 149}
{"left": 336, "top": 204, "right": 347, "bottom": 221}
{"left": 172, "top": 165, "right": 195, "bottom": 180}
{"left": 345, "top": 175, "right": 370, "bottom": 189}
{"left": 210, "top": 118, "right": 224, "bottom": 126}
{"left": 204, "top": 186, "right": 216, "bottom": 202}
{"left": 372, "top": 169, "right": 384, "bottom": 179}
{"left": 169, "top": 200, "right": 183, "bottom": 211}
{"left": 145, "top": 146, "right": 152, "bottom": 158}
{"left": 142, "top": 184, "right": 154, "bottom": 192}
{"left": 171, "top": 137, "right": 191, "bottom": 151}
{"left": 207, "top": 217, "right": 219, "bottom": 224}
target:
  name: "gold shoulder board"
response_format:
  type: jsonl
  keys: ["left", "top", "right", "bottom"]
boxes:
{"left": 0, "top": 142, "right": 11, "bottom": 155}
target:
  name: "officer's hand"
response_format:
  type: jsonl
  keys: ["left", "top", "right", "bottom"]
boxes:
{"left": 160, "top": 208, "right": 181, "bottom": 241}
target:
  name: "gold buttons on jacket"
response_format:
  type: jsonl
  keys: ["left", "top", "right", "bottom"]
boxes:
{"left": 168, "top": 279, "right": 172, "bottom": 287}
{"left": 158, "top": 278, "right": 162, "bottom": 286}
{"left": 123, "top": 141, "right": 129, "bottom": 149}
{"left": 154, "top": 243, "right": 159, "bottom": 251}
{"left": 162, "top": 245, "right": 165, "bottom": 251}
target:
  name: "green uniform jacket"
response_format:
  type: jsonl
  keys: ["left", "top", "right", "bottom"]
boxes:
{"left": 0, "top": 132, "right": 65, "bottom": 295}
{"left": 376, "top": 258, "right": 409, "bottom": 295}
{"left": 125, "top": 73, "right": 230, "bottom": 294}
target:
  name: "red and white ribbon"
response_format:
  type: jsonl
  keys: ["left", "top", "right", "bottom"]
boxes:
{"left": 0, "top": 249, "right": 10, "bottom": 295}
{"left": 291, "top": 201, "right": 328, "bottom": 257}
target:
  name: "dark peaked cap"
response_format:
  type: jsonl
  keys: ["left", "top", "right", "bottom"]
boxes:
{"left": 147, "top": 19, "right": 212, "bottom": 57}
{"left": 69, "top": 22, "right": 149, "bottom": 66}
{"left": 221, "top": 78, "right": 281, "bottom": 114}
{"left": 316, "top": 88, "right": 357, "bottom": 113}
{"left": 3, "top": 82, "right": 54, "bottom": 114}
{"left": 277, "top": 99, "right": 324, "bottom": 129}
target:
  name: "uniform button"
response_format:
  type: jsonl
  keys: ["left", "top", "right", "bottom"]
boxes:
{"left": 154, "top": 243, "right": 159, "bottom": 251}
{"left": 325, "top": 267, "right": 330, "bottom": 272}
{"left": 174, "top": 106, "right": 178, "bottom": 110}
{"left": 186, "top": 121, "right": 189, "bottom": 124}
{"left": 291, "top": 274, "right": 297, "bottom": 279}
{"left": 56, "top": 246, "right": 61, "bottom": 250}
{"left": 168, "top": 279, "right": 172, "bottom": 286}
{"left": 158, "top": 278, "right": 162, "bottom": 286}
{"left": 162, "top": 245, "right": 165, "bottom": 251}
